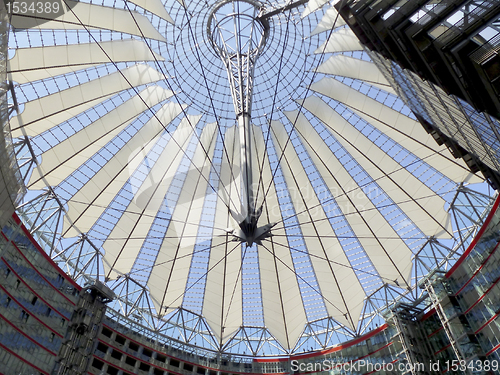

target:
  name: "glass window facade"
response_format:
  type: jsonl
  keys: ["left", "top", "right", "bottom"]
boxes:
{"left": 0, "top": 215, "right": 80, "bottom": 374}
{"left": 338, "top": 0, "right": 500, "bottom": 188}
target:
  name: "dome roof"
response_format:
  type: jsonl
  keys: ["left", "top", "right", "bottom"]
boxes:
{"left": 7, "top": 0, "right": 487, "bottom": 355}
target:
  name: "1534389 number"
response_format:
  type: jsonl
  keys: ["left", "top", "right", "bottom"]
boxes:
{"left": 6, "top": 1, "right": 60, "bottom": 14}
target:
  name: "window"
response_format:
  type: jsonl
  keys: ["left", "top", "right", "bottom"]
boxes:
{"left": 156, "top": 353, "right": 167, "bottom": 363}
{"left": 115, "top": 334, "right": 126, "bottom": 345}
{"left": 20, "top": 310, "right": 29, "bottom": 322}
{"left": 31, "top": 296, "right": 38, "bottom": 305}
{"left": 139, "top": 362, "right": 150, "bottom": 372}
{"left": 125, "top": 356, "right": 137, "bottom": 367}
{"left": 101, "top": 327, "right": 112, "bottom": 337}
{"left": 97, "top": 342, "right": 108, "bottom": 354}
{"left": 110, "top": 349, "right": 122, "bottom": 361}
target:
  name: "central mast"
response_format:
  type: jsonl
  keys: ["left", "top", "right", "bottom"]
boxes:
{"left": 207, "top": 0, "right": 272, "bottom": 246}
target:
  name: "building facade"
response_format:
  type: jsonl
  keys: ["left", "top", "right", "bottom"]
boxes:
{"left": 2, "top": 1, "right": 500, "bottom": 374}
{"left": 0, "top": 214, "right": 81, "bottom": 374}
{"left": 336, "top": 0, "right": 500, "bottom": 189}
{"left": 1, "top": 197, "right": 500, "bottom": 374}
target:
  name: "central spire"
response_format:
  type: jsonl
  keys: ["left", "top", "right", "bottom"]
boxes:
{"left": 207, "top": 0, "right": 269, "bottom": 116}
{"left": 207, "top": 0, "right": 272, "bottom": 246}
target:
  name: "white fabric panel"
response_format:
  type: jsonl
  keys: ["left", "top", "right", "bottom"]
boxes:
{"left": 270, "top": 120, "right": 365, "bottom": 330}
{"left": 10, "top": 64, "right": 164, "bottom": 138}
{"left": 203, "top": 126, "right": 244, "bottom": 343}
{"left": 299, "top": 95, "right": 453, "bottom": 238}
{"left": 316, "top": 55, "right": 396, "bottom": 95}
{"left": 128, "top": 0, "right": 174, "bottom": 23}
{"left": 148, "top": 123, "right": 218, "bottom": 314}
{"left": 203, "top": 235, "right": 242, "bottom": 343}
{"left": 302, "top": 0, "right": 328, "bottom": 18}
{"left": 253, "top": 126, "right": 307, "bottom": 349}
{"left": 311, "top": 7, "right": 345, "bottom": 35}
{"left": 102, "top": 115, "right": 202, "bottom": 278}
{"left": 285, "top": 110, "right": 412, "bottom": 286}
{"left": 250, "top": 125, "right": 268, "bottom": 216}
{"left": 215, "top": 125, "right": 243, "bottom": 226}
{"left": 10, "top": 1, "right": 165, "bottom": 41}
{"left": 8, "top": 40, "right": 164, "bottom": 84}
{"left": 258, "top": 242, "right": 307, "bottom": 349}
{"left": 29, "top": 86, "right": 172, "bottom": 189}
{"left": 314, "top": 28, "right": 363, "bottom": 54}
{"left": 62, "top": 102, "right": 186, "bottom": 237}
{"left": 309, "top": 78, "right": 480, "bottom": 184}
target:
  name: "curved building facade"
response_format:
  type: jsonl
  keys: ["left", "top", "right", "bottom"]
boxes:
{"left": 0, "top": 197, "right": 499, "bottom": 374}
{"left": 1, "top": 0, "right": 500, "bottom": 374}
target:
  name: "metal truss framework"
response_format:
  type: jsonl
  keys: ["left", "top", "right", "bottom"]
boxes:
{"left": 207, "top": 0, "right": 269, "bottom": 117}
{"left": 13, "top": 172, "right": 494, "bottom": 357}
{"left": 3, "top": 0, "right": 497, "bottom": 359}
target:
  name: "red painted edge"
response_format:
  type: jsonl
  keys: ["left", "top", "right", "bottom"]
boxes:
{"left": 434, "top": 343, "right": 451, "bottom": 356}
{"left": 0, "top": 283, "right": 64, "bottom": 337}
{"left": 91, "top": 355, "right": 143, "bottom": 375}
{"left": 11, "top": 212, "right": 81, "bottom": 290}
{"left": 464, "top": 275, "right": 500, "bottom": 315}
{"left": 97, "top": 338, "right": 174, "bottom": 374}
{"left": 446, "top": 195, "right": 500, "bottom": 278}
{"left": 254, "top": 324, "right": 389, "bottom": 363}
{"left": 101, "top": 323, "right": 388, "bottom": 373}
{"left": 1, "top": 231, "right": 77, "bottom": 306}
{"left": 0, "top": 341, "right": 50, "bottom": 375}
{"left": 0, "top": 310, "right": 57, "bottom": 356}
{"left": 1, "top": 256, "right": 70, "bottom": 322}
{"left": 486, "top": 342, "right": 500, "bottom": 357}
{"left": 250, "top": 343, "right": 393, "bottom": 375}
{"left": 92, "top": 349, "right": 285, "bottom": 375}
{"left": 420, "top": 307, "right": 436, "bottom": 322}
{"left": 101, "top": 324, "right": 189, "bottom": 364}
{"left": 427, "top": 326, "right": 443, "bottom": 339}
{"left": 455, "top": 240, "right": 500, "bottom": 295}
{"left": 475, "top": 311, "right": 500, "bottom": 335}
{"left": 355, "top": 342, "right": 392, "bottom": 362}
{"left": 98, "top": 332, "right": 285, "bottom": 375}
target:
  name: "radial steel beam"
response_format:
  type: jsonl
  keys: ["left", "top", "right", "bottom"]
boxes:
{"left": 207, "top": 0, "right": 274, "bottom": 245}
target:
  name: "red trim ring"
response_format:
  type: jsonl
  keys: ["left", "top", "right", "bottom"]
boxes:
{"left": 446, "top": 195, "right": 500, "bottom": 278}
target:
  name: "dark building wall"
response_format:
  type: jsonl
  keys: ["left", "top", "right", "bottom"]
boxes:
{"left": 441, "top": 194, "right": 500, "bottom": 364}
{"left": 403, "top": 193, "right": 500, "bottom": 374}
{"left": 89, "top": 319, "right": 395, "bottom": 375}
{"left": 0, "top": 213, "right": 80, "bottom": 374}
{"left": 336, "top": 0, "right": 500, "bottom": 118}
{"left": 1, "top": 200, "right": 500, "bottom": 374}
{"left": 336, "top": 0, "right": 500, "bottom": 188}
